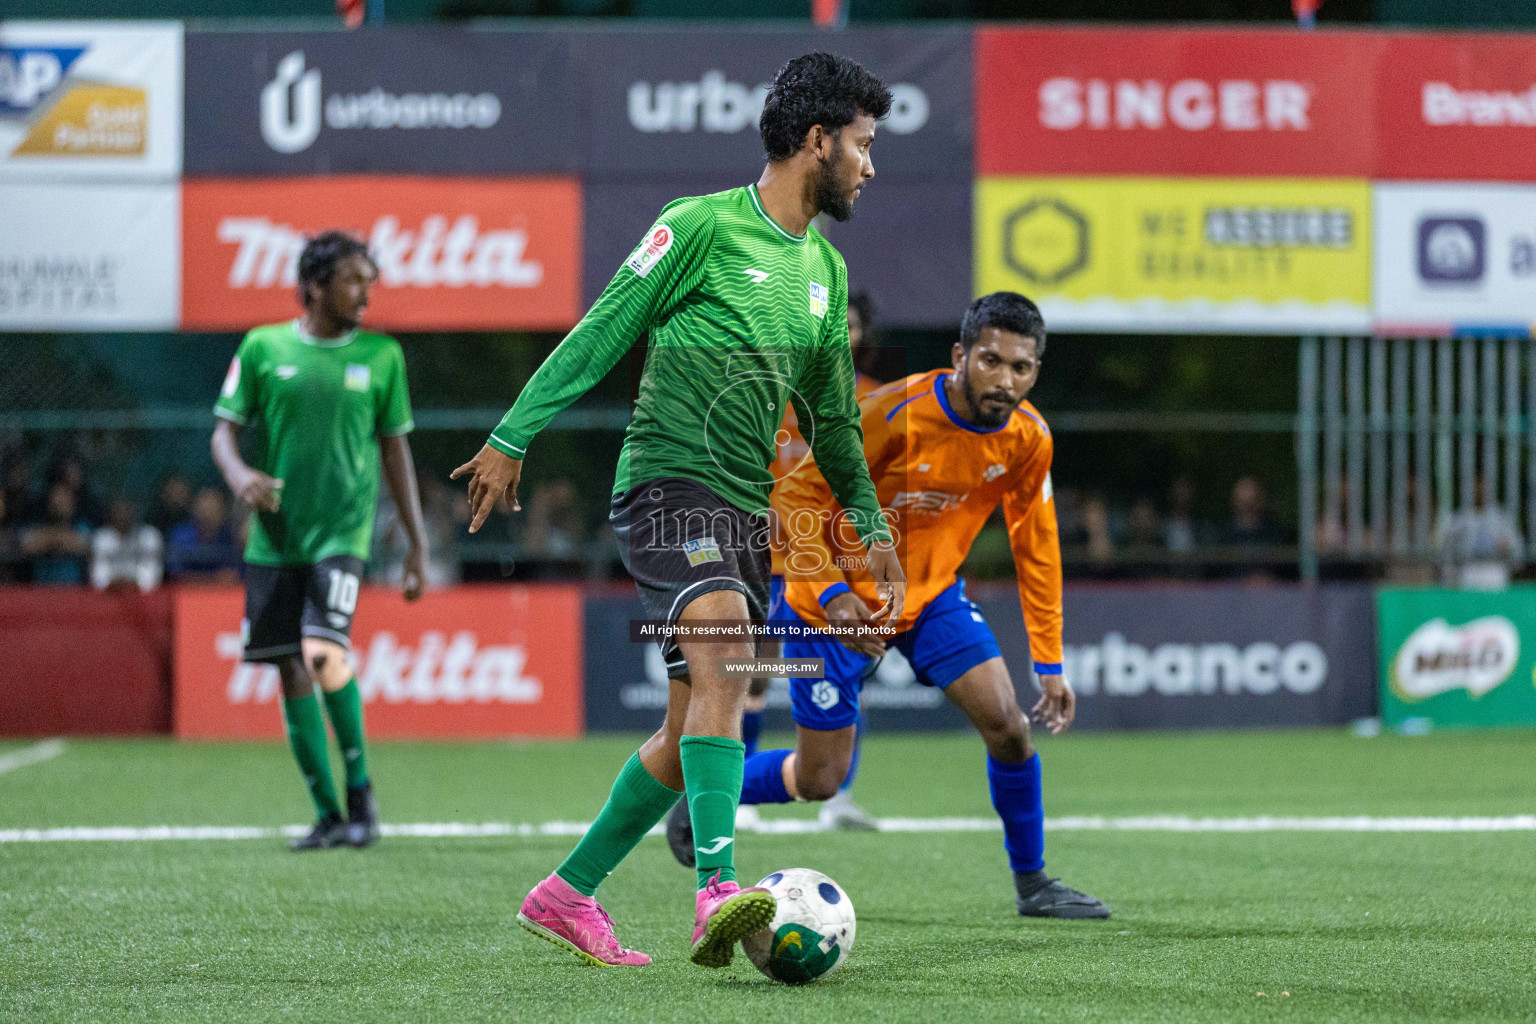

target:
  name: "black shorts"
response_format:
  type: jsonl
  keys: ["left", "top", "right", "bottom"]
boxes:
{"left": 242, "top": 554, "right": 366, "bottom": 663}
{"left": 610, "top": 477, "right": 771, "bottom": 680}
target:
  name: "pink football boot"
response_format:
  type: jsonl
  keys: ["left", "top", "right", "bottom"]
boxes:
{"left": 689, "top": 872, "right": 777, "bottom": 968}
{"left": 517, "top": 873, "right": 652, "bottom": 967}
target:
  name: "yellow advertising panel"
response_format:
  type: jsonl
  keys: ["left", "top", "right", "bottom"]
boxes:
{"left": 975, "top": 177, "right": 1372, "bottom": 334}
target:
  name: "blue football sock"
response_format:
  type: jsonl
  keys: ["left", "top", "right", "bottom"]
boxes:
{"left": 740, "top": 748, "right": 792, "bottom": 805}
{"left": 987, "top": 752, "right": 1045, "bottom": 874}
{"left": 741, "top": 709, "right": 764, "bottom": 758}
{"left": 839, "top": 713, "right": 865, "bottom": 792}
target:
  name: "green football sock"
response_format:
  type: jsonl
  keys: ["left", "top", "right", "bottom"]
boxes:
{"left": 681, "top": 735, "right": 746, "bottom": 890}
{"left": 556, "top": 752, "right": 682, "bottom": 897}
{"left": 321, "top": 679, "right": 369, "bottom": 789}
{"left": 282, "top": 693, "right": 341, "bottom": 819}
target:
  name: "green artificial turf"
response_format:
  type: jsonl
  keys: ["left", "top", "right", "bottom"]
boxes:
{"left": 1, "top": 729, "right": 1533, "bottom": 1022}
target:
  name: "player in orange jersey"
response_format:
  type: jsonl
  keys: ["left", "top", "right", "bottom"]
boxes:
{"left": 668, "top": 292, "right": 1109, "bottom": 919}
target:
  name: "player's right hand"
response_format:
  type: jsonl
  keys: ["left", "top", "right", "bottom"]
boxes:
{"left": 865, "top": 540, "right": 907, "bottom": 626}
{"left": 235, "top": 469, "right": 283, "bottom": 513}
{"left": 824, "top": 591, "right": 888, "bottom": 658}
{"left": 451, "top": 444, "right": 522, "bottom": 534}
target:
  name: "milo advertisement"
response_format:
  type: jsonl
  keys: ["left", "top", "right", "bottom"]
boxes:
{"left": 1378, "top": 586, "right": 1536, "bottom": 730}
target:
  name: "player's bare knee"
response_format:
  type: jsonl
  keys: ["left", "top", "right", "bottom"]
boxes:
{"left": 981, "top": 710, "right": 1031, "bottom": 762}
{"left": 796, "top": 760, "right": 845, "bottom": 802}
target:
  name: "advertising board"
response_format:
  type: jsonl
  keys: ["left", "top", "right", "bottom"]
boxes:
{"left": 180, "top": 176, "right": 582, "bottom": 331}
{"left": 174, "top": 585, "right": 584, "bottom": 739}
{"left": 976, "top": 176, "right": 1372, "bottom": 334}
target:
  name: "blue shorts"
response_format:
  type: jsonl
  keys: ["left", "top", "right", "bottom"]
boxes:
{"left": 783, "top": 578, "right": 1001, "bottom": 731}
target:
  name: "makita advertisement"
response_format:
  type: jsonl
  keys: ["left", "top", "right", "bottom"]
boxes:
{"left": 180, "top": 176, "right": 582, "bottom": 330}
{"left": 584, "top": 178, "right": 972, "bottom": 328}
{"left": 581, "top": 26, "right": 971, "bottom": 180}
{"left": 182, "top": 30, "right": 578, "bottom": 175}
{"left": 173, "top": 585, "right": 584, "bottom": 739}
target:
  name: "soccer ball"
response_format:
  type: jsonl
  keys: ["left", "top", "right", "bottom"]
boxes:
{"left": 741, "top": 868, "right": 856, "bottom": 985}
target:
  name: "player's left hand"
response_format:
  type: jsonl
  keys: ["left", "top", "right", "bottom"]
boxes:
{"left": 451, "top": 444, "right": 523, "bottom": 533}
{"left": 1032, "top": 674, "right": 1076, "bottom": 735}
{"left": 401, "top": 547, "right": 427, "bottom": 602}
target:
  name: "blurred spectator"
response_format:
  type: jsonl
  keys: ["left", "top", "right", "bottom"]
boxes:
{"left": 1439, "top": 479, "right": 1524, "bottom": 590}
{"left": 1054, "top": 485, "right": 1088, "bottom": 547}
{"left": 0, "top": 487, "right": 21, "bottom": 583}
{"left": 19, "top": 481, "right": 91, "bottom": 585}
{"left": 1220, "top": 477, "right": 1284, "bottom": 547}
{"left": 373, "top": 476, "right": 465, "bottom": 589}
{"left": 91, "top": 497, "right": 163, "bottom": 592}
{"left": 149, "top": 474, "right": 193, "bottom": 535}
{"left": 1083, "top": 494, "right": 1114, "bottom": 565}
{"left": 522, "top": 479, "right": 583, "bottom": 558}
{"left": 3, "top": 452, "right": 33, "bottom": 524}
{"left": 45, "top": 450, "right": 102, "bottom": 527}
{"left": 166, "top": 487, "right": 242, "bottom": 583}
{"left": 1163, "top": 475, "right": 1199, "bottom": 553}
{"left": 1124, "top": 497, "right": 1162, "bottom": 550}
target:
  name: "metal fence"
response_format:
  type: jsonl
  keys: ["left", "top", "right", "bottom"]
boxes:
{"left": 1297, "top": 336, "right": 1536, "bottom": 580}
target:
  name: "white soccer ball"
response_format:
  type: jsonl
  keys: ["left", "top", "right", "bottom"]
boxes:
{"left": 741, "top": 868, "right": 856, "bottom": 985}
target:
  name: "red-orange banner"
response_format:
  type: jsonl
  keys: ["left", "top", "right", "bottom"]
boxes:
{"left": 180, "top": 176, "right": 582, "bottom": 330}
{"left": 173, "top": 585, "right": 584, "bottom": 739}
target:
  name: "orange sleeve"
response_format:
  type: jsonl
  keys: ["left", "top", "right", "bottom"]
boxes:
{"left": 1001, "top": 431, "right": 1063, "bottom": 674}
{"left": 781, "top": 389, "right": 904, "bottom": 615}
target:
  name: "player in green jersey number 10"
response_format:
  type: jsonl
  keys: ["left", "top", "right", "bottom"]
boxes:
{"left": 454, "top": 53, "right": 906, "bottom": 970}
{"left": 212, "top": 232, "right": 431, "bottom": 852}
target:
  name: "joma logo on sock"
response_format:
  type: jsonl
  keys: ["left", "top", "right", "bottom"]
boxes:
{"left": 696, "top": 836, "right": 734, "bottom": 855}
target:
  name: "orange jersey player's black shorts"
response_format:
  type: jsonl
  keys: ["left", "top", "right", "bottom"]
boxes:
{"left": 609, "top": 476, "right": 771, "bottom": 680}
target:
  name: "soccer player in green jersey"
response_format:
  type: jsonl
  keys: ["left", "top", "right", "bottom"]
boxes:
{"left": 454, "top": 53, "right": 906, "bottom": 968}
{"left": 212, "top": 231, "right": 430, "bottom": 852}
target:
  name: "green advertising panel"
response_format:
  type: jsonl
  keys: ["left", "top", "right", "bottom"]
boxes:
{"left": 1378, "top": 586, "right": 1536, "bottom": 730}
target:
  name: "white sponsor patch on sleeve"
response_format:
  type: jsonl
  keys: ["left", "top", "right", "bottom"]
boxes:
{"left": 626, "top": 223, "right": 675, "bottom": 278}
{"left": 221, "top": 356, "right": 241, "bottom": 398}
{"left": 1042, "top": 472, "right": 1054, "bottom": 503}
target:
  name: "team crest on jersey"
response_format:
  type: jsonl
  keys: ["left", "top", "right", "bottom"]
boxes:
{"left": 627, "top": 224, "right": 674, "bottom": 278}
{"left": 983, "top": 463, "right": 1007, "bottom": 482}
{"left": 683, "top": 537, "right": 723, "bottom": 566}
{"left": 808, "top": 281, "right": 829, "bottom": 319}
{"left": 345, "top": 364, "right": 371, "bottom": 392}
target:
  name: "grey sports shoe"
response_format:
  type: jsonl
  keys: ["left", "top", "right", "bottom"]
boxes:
{"left": 1015, "top": 870, "right": 1111, "bottom": 919}
{"left": 290, "top": 814, "right": 349, "bottom": 852}
{"left": 818, "top": 789, "right": 878, "bottom": 831}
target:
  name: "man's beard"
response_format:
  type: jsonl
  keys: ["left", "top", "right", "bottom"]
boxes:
{"left": 958, "top": 366, "right": 1018, "bottom": 428}
{"left": 813, "top": 156, "right": 857, "bottom": 223}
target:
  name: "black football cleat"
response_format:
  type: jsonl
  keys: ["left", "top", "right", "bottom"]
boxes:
{"left": 665, "top": 798, "right": 696, "bottom": 868}
{"left": 1015, "top": 871, "right": 1112, "bottom": 919}
{"left": 346, "top": 783, "right": 380, "bottom": 848}
{"left": 290, "top": 814, "right": 349, "bottom": 852}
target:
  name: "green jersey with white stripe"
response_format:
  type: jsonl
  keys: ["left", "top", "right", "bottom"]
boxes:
{"left": 214, "top": 320, "right": 414, "bottom": 566}
{"left": 489, "top": 185, "right": 888, "bottom": 544}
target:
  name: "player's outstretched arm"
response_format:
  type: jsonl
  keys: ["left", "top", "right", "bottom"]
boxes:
{"left": 865, "top": 539, "right": 906, "bottom": 626}
{"left": 211, "top": 419, "right": 281, "bottom": 512}
{"left": 1003, "top": 439, "right": 1074, "bottom": 734}
{"left": 451, "top": 444, "right": 522, "bottom": 534}
{"left": 381, "top": 434, "right": 430, "bottom": 600}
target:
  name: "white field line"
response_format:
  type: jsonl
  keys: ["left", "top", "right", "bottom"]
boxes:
{"left": 0, "top": 739, "right": 65, "bottom": 777}
{"left": 1, "top": 814, "right": 1533, "bottom": 844}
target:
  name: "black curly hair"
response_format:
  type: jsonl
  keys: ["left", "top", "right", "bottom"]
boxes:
{"left": 959, "top": 292, "right": 1047, "bottom": 356}
{"left": 759, "top": 52, "right": 893, "bottom": 162}
{"left": 296, "top": 230, "right": 375, "bottom": 307}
